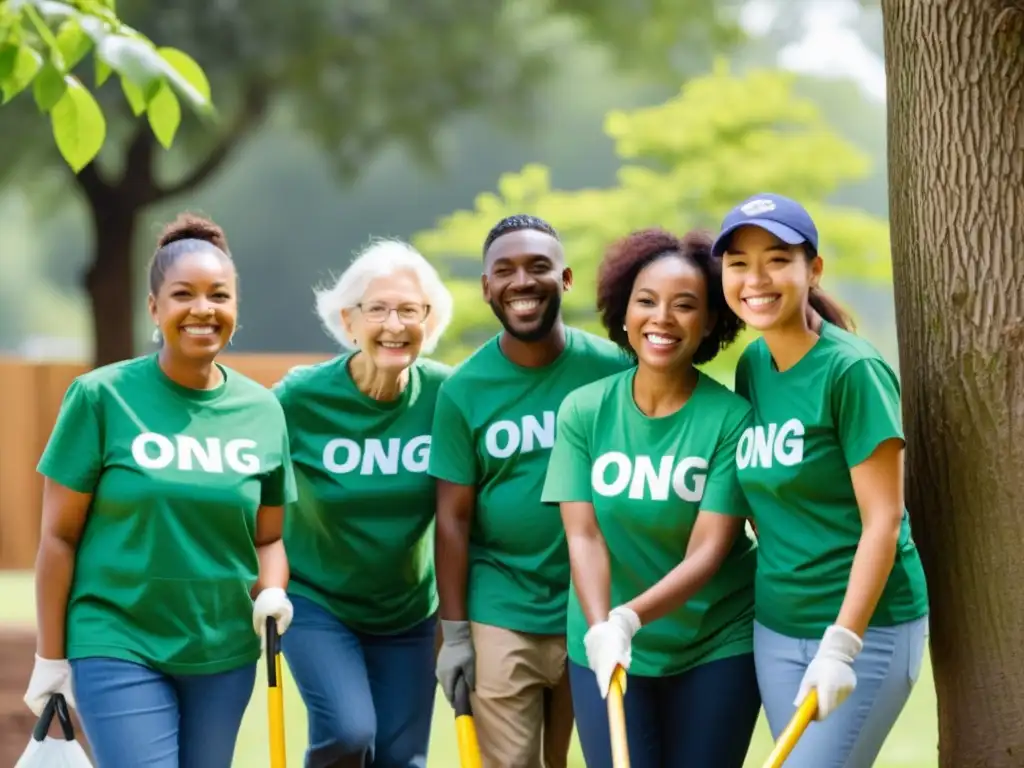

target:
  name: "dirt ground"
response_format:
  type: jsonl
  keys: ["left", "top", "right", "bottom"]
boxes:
{"left": 0, "top": 626, "right": 93, "bottom": 765}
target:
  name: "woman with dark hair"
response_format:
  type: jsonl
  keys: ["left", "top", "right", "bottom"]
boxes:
{"left": 24, "top": 213, "right": 296, "bottom": 768}
{"left": 714, "top": 193, "right": 929, "bottom": 767}
{"left": 541, "top": 227, "right": 761, "bottom": 767}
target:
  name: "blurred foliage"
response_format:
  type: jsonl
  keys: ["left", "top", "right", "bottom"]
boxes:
{"left": 1, "top": 0, "right": 742, "bottom": 186}
{"left": 0, "top": 0, "right": 744, "bottom": 365}
{"left": 414, "top": 62, "right": 892, "bottom": 383}
{"left": 0, "top": 0, "right": 213, "bottom": 171}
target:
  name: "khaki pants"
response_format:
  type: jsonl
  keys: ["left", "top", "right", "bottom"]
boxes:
{"left": 469, "top": 622, "right": 575, "bottom": 768}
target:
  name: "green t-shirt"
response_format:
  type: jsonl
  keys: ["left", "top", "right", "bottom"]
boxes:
{"left": 36, "top": 354, "right": 296, "bottom": 675}
{"left": 273, "top": 354, "right": 451, "bottom": 634}
{"left": 541, "top": 370, "right": 756, "bottom": 676}
{"left": 734, "top": 322, "right": 930, "bottom": 638}
{"left": 428, "top": 327, "right": 632, "bottom": 634}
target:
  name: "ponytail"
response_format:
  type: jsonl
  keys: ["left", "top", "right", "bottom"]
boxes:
{"left": 808, "top": 286, "right": 855, "bottom": 332}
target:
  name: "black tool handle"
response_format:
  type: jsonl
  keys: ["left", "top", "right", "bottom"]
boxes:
{"left": 454, "top": 674, "right": 472, "bottom": 718}
{"left": 266, "top": 617, "right": 280, "bottom": 687}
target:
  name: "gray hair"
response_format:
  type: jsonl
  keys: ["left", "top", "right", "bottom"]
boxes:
{"left": 313, "top": 238, "right": 453, "bottom": 354}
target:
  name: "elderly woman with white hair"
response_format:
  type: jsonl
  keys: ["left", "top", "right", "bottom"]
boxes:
{"left": 272, "top": 238, "right": 454, "bottom": 768}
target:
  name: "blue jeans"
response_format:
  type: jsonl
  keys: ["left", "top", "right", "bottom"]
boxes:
{"left": 754, "top": 615, "right": 929, "bottom": 768}
{"left": 69, "top": 657, "right": 256, "bottom": 768}
{"left": 568, "top": 653, "right": 761, "bottom": 768}
{"left": 282, "top": 595, "right": 438, "bottom": 768}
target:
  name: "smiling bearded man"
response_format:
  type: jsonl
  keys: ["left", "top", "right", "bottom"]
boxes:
{"left": 428, "top": 215, "right": 633, "bottom": 767}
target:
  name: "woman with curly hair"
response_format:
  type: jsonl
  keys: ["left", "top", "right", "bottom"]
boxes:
{"left": 540, "top": 228, "right": 761, "bottom": 767}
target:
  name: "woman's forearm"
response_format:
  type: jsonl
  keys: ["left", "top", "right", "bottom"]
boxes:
{"left": 34, "top": 535, "right": 76, "bottom": 659}
{"left": 625, "top": 540, "right": 723, "bottom": 626}
{"left": 568, "top": 533, "right": 612, "bottom": 627}
{"left": 836, "top": 520, "right": 900, "bottom": 637}
{"left": 256, "top": 539, "right": 289, "bottom": 592}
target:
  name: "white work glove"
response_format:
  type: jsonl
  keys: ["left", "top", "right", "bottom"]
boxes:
{"left": 795, "top": 624, "right": 863, "bottom": 721}
{"left": 583, "top": 606, "right": 641, "bottom": 699}
{"left": 252, "top": 587, "right": 294, "bottom": 645}
{"left": 23, "top": 655, "right": 76, "bottom": 717}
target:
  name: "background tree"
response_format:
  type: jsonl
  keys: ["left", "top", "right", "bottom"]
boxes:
{"left": 0, "top": 0, "right": 213, "bottom": 171}
{"left": 414, "top": 64, "right": 893, "bottom": 383}
{"left": 1, "top": 0, "right": 742, "bottom": 367}
{"left": 881, "top": 1, "right": 1024, "bottom": 764}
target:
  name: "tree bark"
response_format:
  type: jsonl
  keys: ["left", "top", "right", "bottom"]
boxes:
{"left": 882, "top": 1, "right": 1024, "bottom": 765}
{"left": 84, "top": 201, "right": 139, "bottom": 367}
{"left": 74, "top": 85, "right": 269, "bottom": 367}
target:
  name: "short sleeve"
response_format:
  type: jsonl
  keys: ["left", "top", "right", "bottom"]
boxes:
{"left": 261, "top": 428, "right": 297, "bottom": 507}
{"left": 36, "top": 379, "right": 104, "bottom": 494}
{"left": 428, "top": 385, "right": 478, "bottom": 485}
{"left": 270, "top": 375, "right": 290, "bottom": 408}
{"left": 270, "top": 365, "right": 304, "bottom": 413}
{"left": 832, "top": 358, "right": 905, "bottom": 468}
{"left": 699, "top": 406, "right": 753, "bottom": 518}
{"left": 733, "top": 351, "right": 751, "bottom": 400}
{"left": 540, "top": 395, "right": 593, "bottom": 504}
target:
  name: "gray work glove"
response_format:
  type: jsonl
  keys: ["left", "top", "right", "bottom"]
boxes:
{"left": 436, "top": 619, "right": 475, "bottom": 706}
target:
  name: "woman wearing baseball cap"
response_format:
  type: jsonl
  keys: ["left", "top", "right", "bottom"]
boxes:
{"left": 712, "top": 193, "right": 930, "bottom": 767}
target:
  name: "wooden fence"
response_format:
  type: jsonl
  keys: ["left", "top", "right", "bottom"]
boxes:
{"left": 0, "top": 354, "right": 328, "bottom": 570}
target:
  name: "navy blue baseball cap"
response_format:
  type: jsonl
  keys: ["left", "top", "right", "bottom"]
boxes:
{"left": 711, "top": 193, "right": 819, "bottom": 258}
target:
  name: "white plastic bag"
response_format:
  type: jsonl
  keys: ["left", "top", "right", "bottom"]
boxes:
{"left": 15, "top": 693, "right": 93, "bottom": 768}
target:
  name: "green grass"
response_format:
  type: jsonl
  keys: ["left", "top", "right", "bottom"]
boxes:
{"left": 2, "top": 572, "right": 937, "bottom": 766}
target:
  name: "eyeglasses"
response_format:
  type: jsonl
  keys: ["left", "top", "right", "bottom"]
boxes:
{"left": 356, "top": 302, "right": 431, "bottom": 325}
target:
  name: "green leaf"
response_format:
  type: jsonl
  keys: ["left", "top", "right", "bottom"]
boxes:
{"left": 33, "top": 2, "right": 79, "bottom": 23}
{"left": 0, "top": 43, "right": 18, "bottom": 81}
{"left": 94, "top": 53, "right": 110, "bottom": 86}
{"left": 23, "top": 3, "right": 65, "bottom": 71}
{"left": 77, "top": 14, "right": 111, "bottom": 45}
{"left": 119, "top": 72, "right": 146, "bottom": 115}
{"left": 158, "top": 46, "right": 211, "bottom": 103}
{"left": 96, "top": 33, "right": 163, "bottom": 92}
{"left": 56, "top": 19, "right": 93, "bottom": 70}
{"left": 32, "top": 60, "right": 66, "bottom": 111}
{"left": 146, "top": 80, "right": 180, "bottom": 149}
{"left": 1, "top": 44, "right": 42, "bottom": 103}
{"left": 51, "top": 75, "right": 106, "bottom": 172}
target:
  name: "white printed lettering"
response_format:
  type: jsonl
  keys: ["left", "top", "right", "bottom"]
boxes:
{"left": 131, "top": 433, "right": 261, "bottom": 474}
{"left": 736, "top": 419, "right": 806, "bottom": 469}
{"left": 592, "top": 452, "right": 708, "bottom": 502}
{"left": 322, "top": 435, "right": 432, "bottom": 475}
{"left": 483, "top": 411, "right": 556, "bottom": 459}
{"left": 592, "top": 452, "right": 632, "bottom": 497}
{"left": 177, "top": 435, "right": 224, "bottom": 473}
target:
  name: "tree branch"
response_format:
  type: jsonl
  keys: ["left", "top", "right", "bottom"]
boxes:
{"left": 123, "top": 122, "right": 157, "bottom": 205}
{"left": 72, "top": 161, "right": 111, "bottom": 206}
{"left": 151, "top": 80, "right": 271, "bottom": 203}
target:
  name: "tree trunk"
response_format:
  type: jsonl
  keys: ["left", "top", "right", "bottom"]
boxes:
{"left": 84, "top": 200, "right": 139, "bottom": 367}
{"left": 882, "top": 2, "right": 1024, "bottom": 765}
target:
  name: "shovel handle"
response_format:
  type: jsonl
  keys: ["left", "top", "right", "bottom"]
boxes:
{"left": 761, "top": 689, "right": 818, "bottom": 768}
{"left": 608, "top": 666, "right": 630, "bottom": 767}
{"left": 454, "top": 675, "right": 482, "bottom": 768}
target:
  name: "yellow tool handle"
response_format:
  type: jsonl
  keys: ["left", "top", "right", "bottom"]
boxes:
{"left": 607, "top": 666, "right": 630, "bottom": 768}
{"left": 454, "top": 675, "right": 482, "bottom": 768}
{"left": 761, "top": 689, "right": 818, "bottom": 768}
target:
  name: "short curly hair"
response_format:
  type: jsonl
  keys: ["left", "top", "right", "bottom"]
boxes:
{"left": 596, "top": 227, "right": 743, "bottom": 366}
{"left": 482, "top": 214, "right": 559, "bottom": 256}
